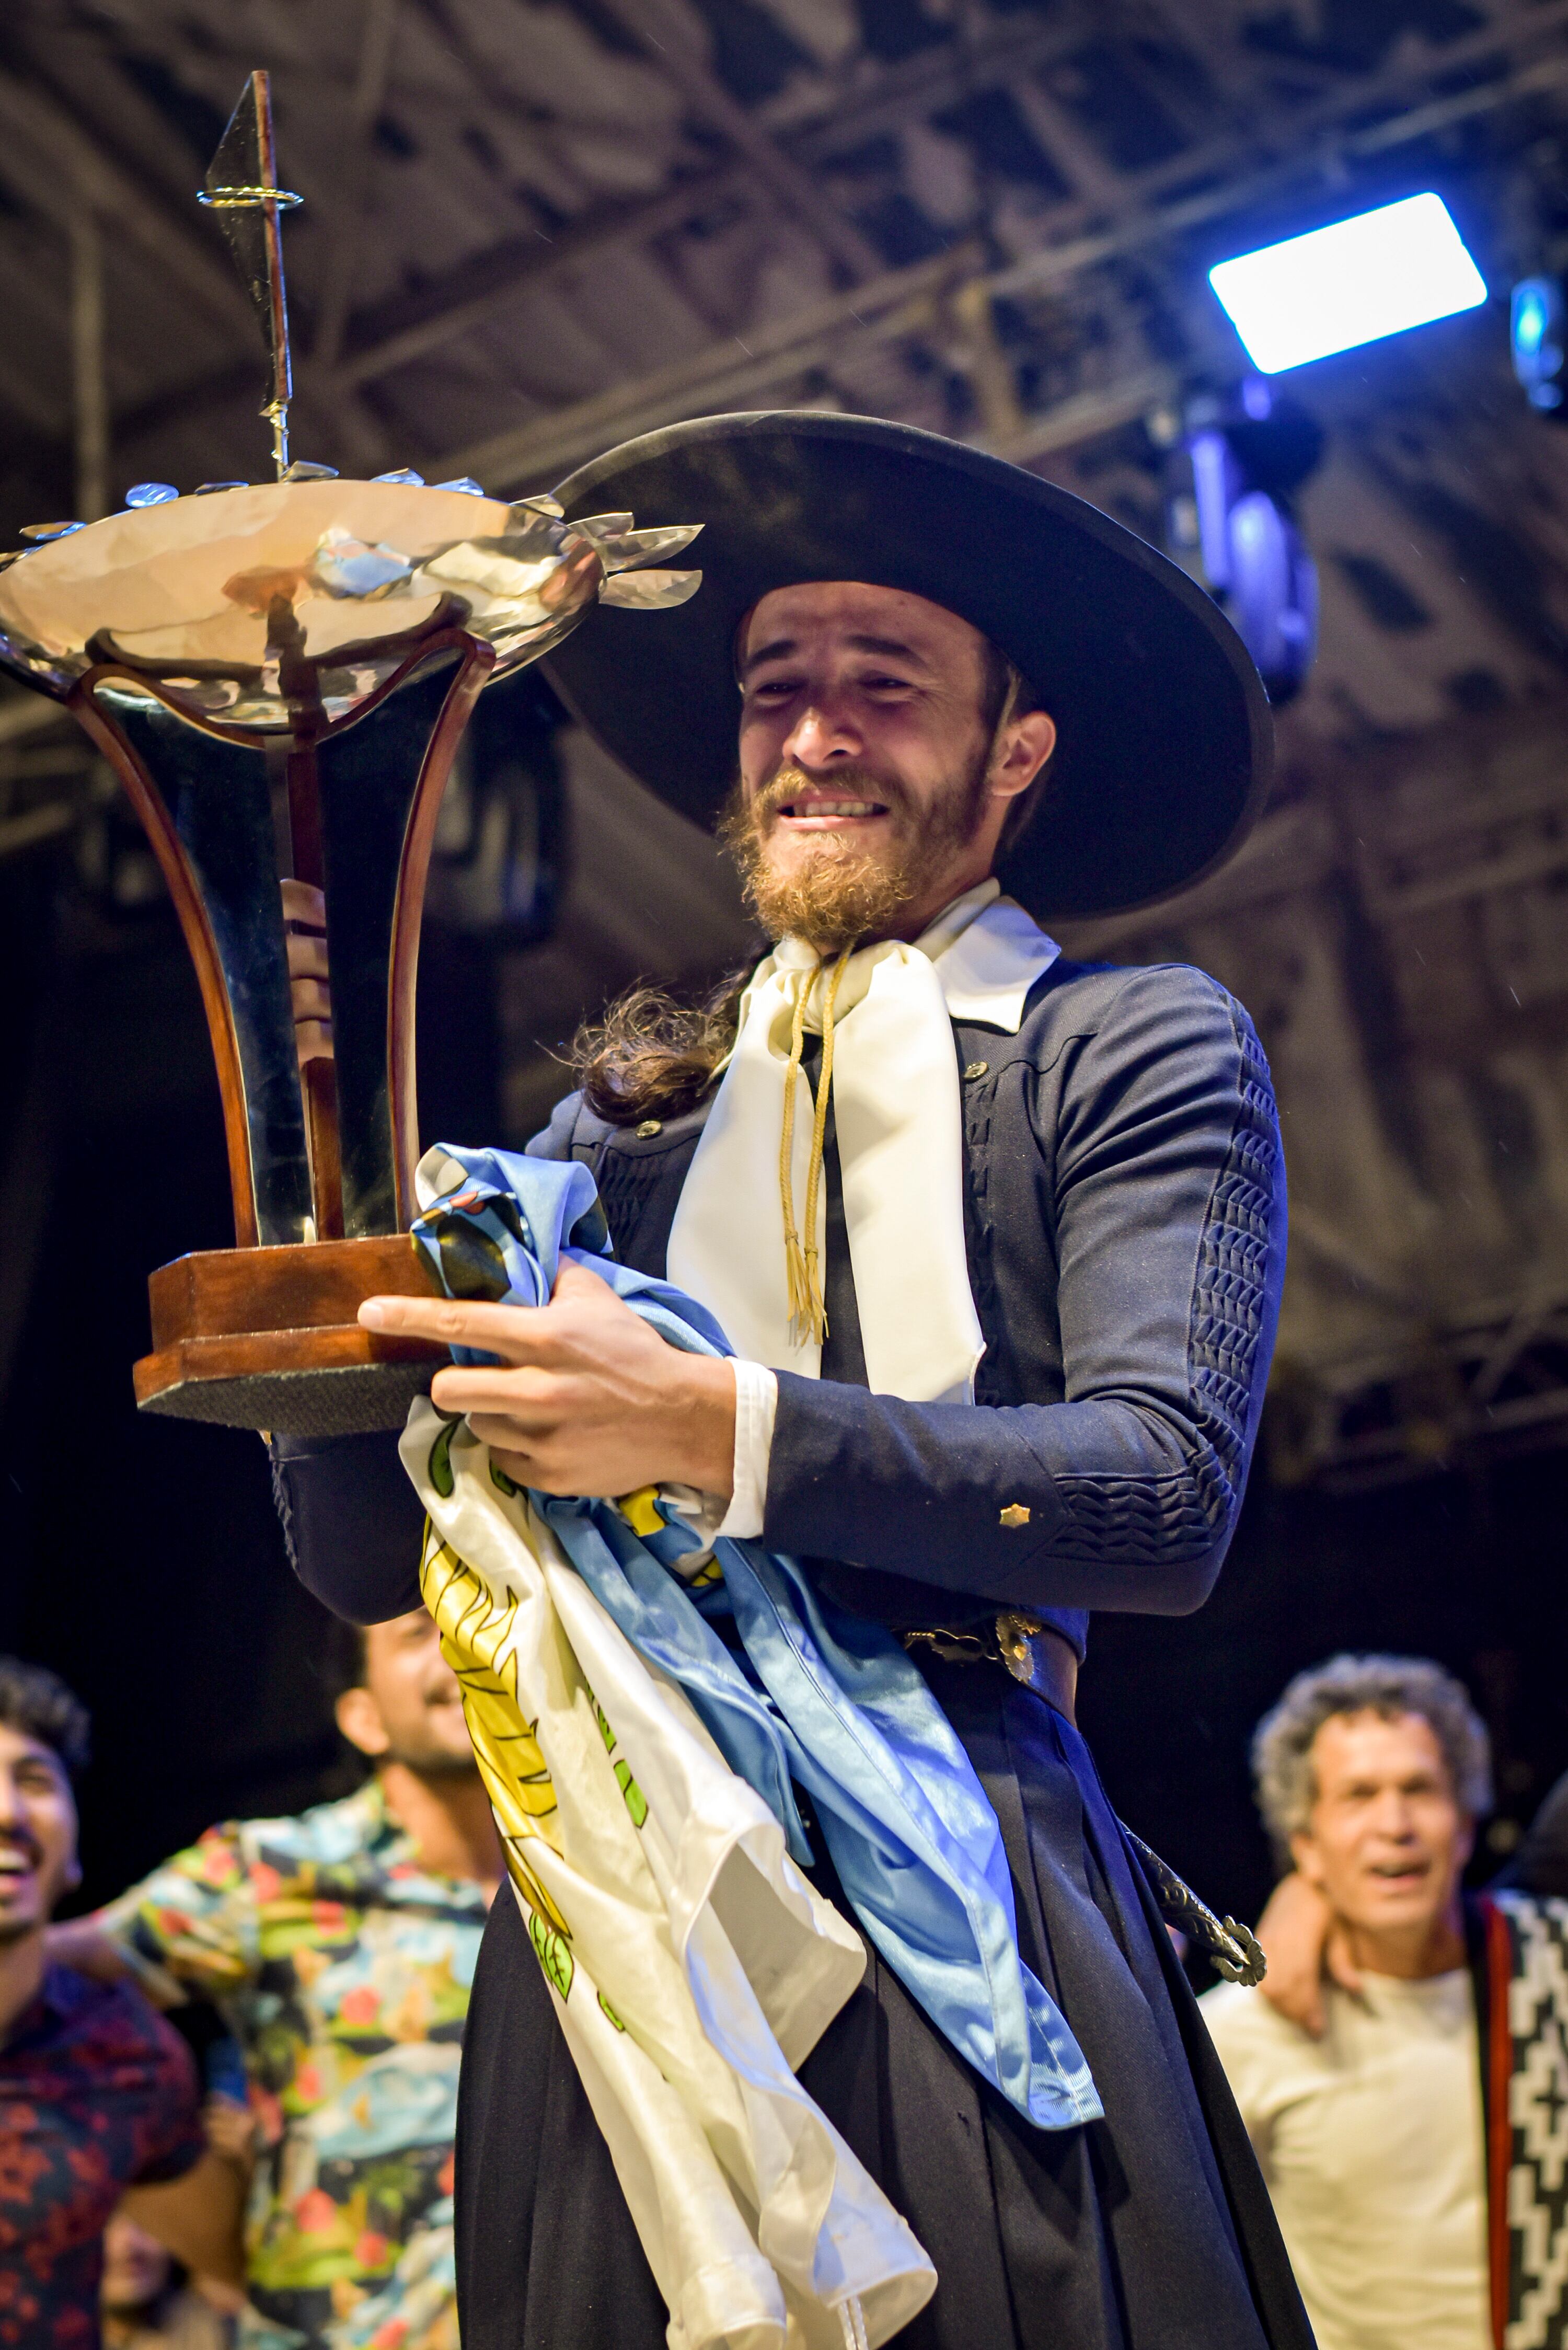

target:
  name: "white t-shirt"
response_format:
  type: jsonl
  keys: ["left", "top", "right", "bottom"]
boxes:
{"left": 1202, "top": 1969, "right": 1489, "bottom": 2350}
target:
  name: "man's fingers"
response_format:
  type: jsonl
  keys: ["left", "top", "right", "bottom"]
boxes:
{"left": 1324, "top": 1928, "right": 1364, "bottom": 1999}
{"left": 359, "top": 1294, "right": 560, "bottom": 1359}
{"left": 430, "top": 1367, "right": 567, "bottom": 1422}
{"left": 552, "top": 1258, "right": 621, "bottom": 1305}
{"left": 466, "top": 1415, "right": 554, "bottom": 1461}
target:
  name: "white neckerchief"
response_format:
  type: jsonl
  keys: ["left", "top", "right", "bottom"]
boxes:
{"left": 667, "top": 880, "right": 1059, "bottom": 1401}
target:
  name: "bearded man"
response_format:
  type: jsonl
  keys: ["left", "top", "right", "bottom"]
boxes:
{"left": 271, "top": 414, "right": 1303, "bottom": 2350}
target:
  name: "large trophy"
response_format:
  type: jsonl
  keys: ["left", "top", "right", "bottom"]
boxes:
{"left": 0, "top": 74, "right": 700, "bottom": 1436}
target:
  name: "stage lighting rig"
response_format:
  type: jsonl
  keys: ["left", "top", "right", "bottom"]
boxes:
{"left": 1208, "top": 193, "right": 1487, "bottom": 374}
{"left": 1511, "top": 276, "right": 1568, "bottom": 416}
{"left": 1157, "top": 381, "right": 1324, "bottom": 705}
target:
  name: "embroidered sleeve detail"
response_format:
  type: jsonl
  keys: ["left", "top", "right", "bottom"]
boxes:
{"left": 1194, "top": 1015, "right": 1278, "bottom": 1485}
{"left": 1041, "top": 1469, "right": 1225, "bottom": 1563}
{"left": 1189, "top": 1011, "right": 1279, "bottom": 1495}
{"left": 1041, "top": 999, "right": 1281, "bottom": 1568}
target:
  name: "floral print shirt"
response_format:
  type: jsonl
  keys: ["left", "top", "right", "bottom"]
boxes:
{"left": 0, "top": 1965, "right": 204, "bottom": 2350}
{"left": 97, "top": 1781, "right": 487, "bottom": 2350}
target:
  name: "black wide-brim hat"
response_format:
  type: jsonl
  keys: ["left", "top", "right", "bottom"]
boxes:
{"left": 546, "top": 411, "right": 1272, "bottom": 920}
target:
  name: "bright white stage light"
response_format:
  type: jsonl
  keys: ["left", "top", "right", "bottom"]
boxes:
{"left": 1208, "top": 193, "right": 1488, "bottom": 374}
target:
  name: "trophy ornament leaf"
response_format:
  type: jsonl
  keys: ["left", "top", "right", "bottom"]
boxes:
{"left": 566, "top": 512, "right": 635, "bottom": 543}
{"left": 597, "top": 569, "right": 703, "bottom": 610}
{"left": 579, "top": 522, "right": 705, "bottom": 575}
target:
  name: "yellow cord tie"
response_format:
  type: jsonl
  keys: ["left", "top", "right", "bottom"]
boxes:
{"left": 779, "top": 947, "right": 851, "bottom": 1345}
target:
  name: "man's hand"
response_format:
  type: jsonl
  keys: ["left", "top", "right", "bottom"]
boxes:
{"left": 360, "top": 1260, "right": 737, "bottom": 1500}
{"left": 1254, "top": 1870, "right": 1363, "bottom": 2036}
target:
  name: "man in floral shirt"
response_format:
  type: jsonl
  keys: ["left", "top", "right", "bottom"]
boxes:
{"left": 57, "top": 1611, "right": 500, "bottom": 2350}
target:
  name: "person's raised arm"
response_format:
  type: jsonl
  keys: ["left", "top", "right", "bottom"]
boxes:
{"left": 267, "top": 1085, "right": 598, "bottom": 1625}
{"left": 118, "top": 2095, "right": 253, "bottom": 2287}
{"left": 67, "top": 1823, "right": 262, "bottom": 2006}
{"left": 269, "top": 1428, "right": 426, "bottom": 1624}
{"left": 1253, "top": 1871, "right": 1363, "bottom": 2036}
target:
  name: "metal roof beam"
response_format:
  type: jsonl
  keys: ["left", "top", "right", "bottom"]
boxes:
{"left": 320, "top": 4, "right": 1106, "bottom": 396}
{"left": 589, "top": 0, "right": 884, "bottom": 284}
{"left": 430, "top": 1, "right": 1568, "bottom": 493}
{"left": 0, "top": 69, "right": 254, "bottom": 338}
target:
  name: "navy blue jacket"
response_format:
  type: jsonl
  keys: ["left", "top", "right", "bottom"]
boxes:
{"left": 271, "top": 956, "right": 1286, "bottom": 1661}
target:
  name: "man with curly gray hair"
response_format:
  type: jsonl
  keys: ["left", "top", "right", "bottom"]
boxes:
{"left": 1202, "top": 1654, "right": 1493, "bottom": 2350}
{"left": 1252, "top": 1653, "right": 1493, "bottom": 1874}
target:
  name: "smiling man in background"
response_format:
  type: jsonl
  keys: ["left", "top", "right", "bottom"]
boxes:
{"left": 1203, "top": 1654, "right": 1493, "bottom": 2350}
{"left": 0, "top": 1659, "right": 244, "bottom": 2350}
{"left": 51, "top": 1611, "right": 500, "bottom": 2350}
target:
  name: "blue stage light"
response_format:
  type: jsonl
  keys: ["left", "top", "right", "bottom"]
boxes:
{"left": 1208, "top": 193, "right": 1487, "bottom": 374}
{"left": 1511, "top": 278, "right": 1566, "bottom": 412}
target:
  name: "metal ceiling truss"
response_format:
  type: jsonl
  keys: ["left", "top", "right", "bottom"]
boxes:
{"left": 3, "top": 0, "right": 1567, "bottom": 492}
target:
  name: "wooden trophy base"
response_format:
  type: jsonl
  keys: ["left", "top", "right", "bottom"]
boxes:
{"left": 134, "top": 1234, "right": 447, "bottom": 1437}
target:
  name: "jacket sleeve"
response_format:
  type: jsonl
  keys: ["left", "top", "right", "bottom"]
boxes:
{"left": 762, "top": 965, "right": 1285, "bottom": 1617}
{"left": 270, "top": 1429, "right": 425, "bottom": 1623}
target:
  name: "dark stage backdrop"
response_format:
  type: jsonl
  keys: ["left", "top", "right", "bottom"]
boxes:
{"left": 3, "top": 854, "right": 1563, "bottom": 1934}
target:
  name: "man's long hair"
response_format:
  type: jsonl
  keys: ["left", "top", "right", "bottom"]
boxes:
{"left": 570, "top": 641, "right": 1047, "bottom": 1127}
{"left": 571, "top": 969, "right": 753, "bottom": 1127}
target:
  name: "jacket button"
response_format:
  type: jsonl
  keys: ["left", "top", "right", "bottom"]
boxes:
{"left": 999, "top": 1503, "right": 1031, "bottom": 1529}
{"left": 964, "top": 1060, "right": 989, "bottom": 1081}
{"left": 635, "top": 1119, "right": 663, "bottom": 1138}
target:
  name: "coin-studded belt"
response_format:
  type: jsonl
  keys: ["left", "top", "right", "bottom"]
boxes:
{"left": 902, "top": 1611, "right": 1079, "bottom": 1724}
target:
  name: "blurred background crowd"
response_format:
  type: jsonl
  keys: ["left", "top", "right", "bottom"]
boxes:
{"left": 5, "top": 1629, "right": 1563, "bottom": 2348}
{"left": 5, "top": 0, "right": 1568, "bottom": 2343}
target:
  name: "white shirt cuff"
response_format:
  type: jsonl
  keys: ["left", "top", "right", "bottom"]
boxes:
{"left": 715, "top": 1358, "right": 778, "bottom": 1541}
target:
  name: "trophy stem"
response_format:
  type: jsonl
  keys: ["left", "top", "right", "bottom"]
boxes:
{"left": 385, "top": 635, "right": 495, "bottom": 1224}
{"left": 284, "top": 741, "right": 325, "bottom": 884}
{"left": 282, "top": 735, "right": 345, "bottom": 1239}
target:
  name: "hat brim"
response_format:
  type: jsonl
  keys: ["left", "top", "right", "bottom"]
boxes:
{"left": 544, "top": 411, "right": 1272, "bottom": 920}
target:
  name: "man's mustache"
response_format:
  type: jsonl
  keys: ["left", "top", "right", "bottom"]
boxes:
{"left": 751, "top": 764, "right": 911, "bottom": 825}
{"left": 0, "top": 1830, "right": 42, "bottom": 1871}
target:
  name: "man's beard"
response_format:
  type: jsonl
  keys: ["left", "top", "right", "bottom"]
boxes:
{"left": 718, "top": 753, "right": 990, "bottom": 952}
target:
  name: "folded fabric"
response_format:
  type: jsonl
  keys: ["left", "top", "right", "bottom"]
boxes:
{"left": 405, "top": 1401, "right": 930, "bottom": 2349}
{"left": 409, "top": 1143, "right": 1100, "bottom": 2138}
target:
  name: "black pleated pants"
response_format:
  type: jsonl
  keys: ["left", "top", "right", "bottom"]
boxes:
{"left": 452, "top": 1662, "right": 1313, "bottom": 2350}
